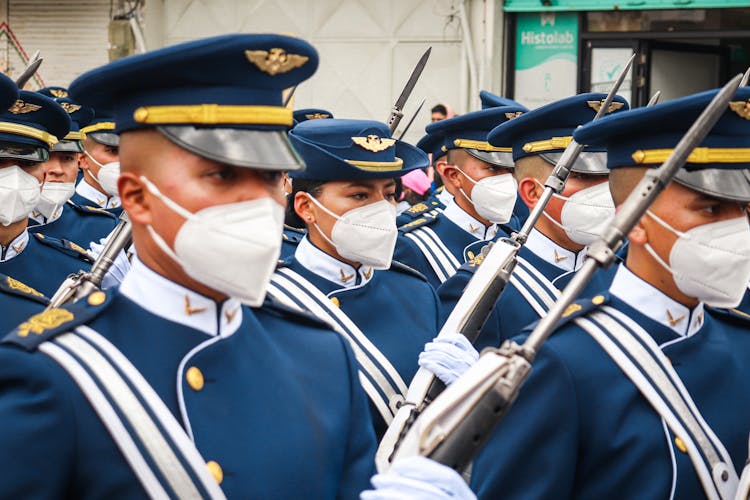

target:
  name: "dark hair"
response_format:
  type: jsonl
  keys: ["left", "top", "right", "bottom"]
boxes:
{"left": 431, "top": 104, "right": 447, "bottom": 115}
{"left": 285, "top": 178, "right": 326, "bottom": 228}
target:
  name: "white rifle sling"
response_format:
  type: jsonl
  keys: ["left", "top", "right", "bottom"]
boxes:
{"left": 40, "top": 327, "right": 227, "bottom": 500}
{"left": 269, "top": 268, "right": 408, "bottom": 423}
{"left": 575, "top": 306, "right": 737, "bottom": 500}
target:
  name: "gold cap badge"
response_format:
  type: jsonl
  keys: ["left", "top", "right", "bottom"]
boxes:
{"left": 587, "top": 100, "right": 624, "bottom": 114}
{"left": 245, "top": 48, "right": 308, "bottom": 76}
{"left": 9, "top": 100, "right": 41, "bottom": 114}
{"left": 729, "top": 101, "right": 750, "bottom": 120}
{"left": 50, "top": 89, "right": 68, "bottom": 98}
{"left": 59, "top": 102, "right": 81, "bottom": 114}
{"left": 352, "top": 135, "right": 396, "bottom": 153}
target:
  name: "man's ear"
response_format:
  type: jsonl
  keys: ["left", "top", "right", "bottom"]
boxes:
{"left": 78, "top": 152, "right": 89, "bottom": 171}
{"left": 119, "top": 172, "right": 151, "bottom": 225}
{"left": 442, "top": 164, "right": 463, "bottom": 190}
{"left": 294, "top": 191, "right": 315, "bottom": 225}
{"left": 518, "top": 177, "right": 543, "bottom": 209}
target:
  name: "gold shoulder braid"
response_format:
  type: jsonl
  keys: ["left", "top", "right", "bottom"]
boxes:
{"left": 17, "top": 308, "right": 74, "bottom": 337}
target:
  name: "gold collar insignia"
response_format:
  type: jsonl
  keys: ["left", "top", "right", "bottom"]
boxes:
{"left": 9, "top": 100, "right": 41, "bottom": 114}
{"left": 339, "top": 268, "right": 354, "bottom": 283}
{"left": 352, "top": 135, "right": 396, "bottom": 153}
{"left": 363, "top": 268, "right": 373, "bottom": 280}
{"left": 587, "top": 100, "right": 625, "bottom": 114}
{"left": 666, "top": 309, "right": 686, "bottom": 327}
{"left": 553, "top": 249, "right": 568, "bottom": 263}
{"left": 184, "top": 295, "right": 207, "bottom": 316}
{"left": 245, "top": 48, "right": 309, "bottom": 76}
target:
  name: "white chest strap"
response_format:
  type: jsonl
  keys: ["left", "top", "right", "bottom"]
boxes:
{"left": 507, "top": 256, "right": 560, "bottom": 317}
{"left": 575, "top": 306, "right": 737, "bottom": 500}
{"left": 39, "top": 326, "right": 226, "bottom": 499}
{"left": 268, "top": 267, "right": 408, "bottom": 424}
{"left": 403, "top": 226, "right": 462, "bottom": 283}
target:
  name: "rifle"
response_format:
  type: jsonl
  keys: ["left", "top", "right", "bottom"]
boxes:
{"left": 375, "top": 53, "right": 636, "bottom": 472}
{"left": 397, "top": 97, "right": 426, "bottom": 141}
{"left": 15, "top": 51, "right": 42, "bottom": 88}
{"left": 387, "top": 47, "right": 431, "bottom": 135}
{"left": 388, "top": 73, "right": 743, "bottom": 472}
{"left": 47, "top": 211, "right": 132, "bottom": 308}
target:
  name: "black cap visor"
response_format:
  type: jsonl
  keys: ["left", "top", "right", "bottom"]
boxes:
{"left": 465, "top": 149, "right": 515, "bottom": 169}
{"left": 0, "top": 141, "right": 48, "bottom": 162}
{"left": 540, "top": 152, "right": 609, "bottom": 174}
{"left": 674, "top": 168, "right": 750, "bottom": 204}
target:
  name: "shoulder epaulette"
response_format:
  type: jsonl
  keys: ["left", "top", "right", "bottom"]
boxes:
{"left": 275, "top": 256, "right": 292, "bottom": 270}
{"left": 34, "top": 233, "right": 95, "bottom": 263}
{"left": 389, "top": 260, "right": 430, "bottom": 282}
{"left": 398, "top": 213, "right": 438, "bottom": 233}
{"left": 2, "top": 290, "right": 113, "bottom": 351}
{"left": 282, "top": 228, "right": 304, "bottom": 246}
{"left": 67, "top": 200, "right": 117, "bottom": 218}
{"left": 283, "top": 224, "right": 306, "bottom": 235}
{"left": 260, "top": 294, "right": 333, "bottom": 330}
{"left": 706, "top": 306, "right": 750, "bottom": 327}
{"left": 521, "top": 293, "right": 610, "bottom": 334}
{"left": 0, "top": 274, "right": 48, "bottom": 304}
{"left": 400, "top": 200, "right": 442, "bottom": 219}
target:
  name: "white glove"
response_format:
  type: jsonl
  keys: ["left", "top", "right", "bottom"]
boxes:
{"left": 361, "top": 456, "right": 476, "bottom": 500}
{"left": 88, "top": 237, "right": 134, "bottom": 289}
{"left": 418, "top": 333, "right": 479, "bottom": 386}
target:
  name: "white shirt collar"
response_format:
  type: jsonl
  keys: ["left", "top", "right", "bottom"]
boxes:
{"left": 525, "top": 229, "right": 587, "bottom": 272}
{"left": 75, "top": 178, "right": 121, "bottom": 209}
{"left": 609, "top": 264, "right": 705, "bottom": 338}
{"left": 0, "top": 230, "right": 29, "bottom": 262}
{"left": 436, "top": 187, "right": 453, "bottom": 206}
{"left": 119, "top": 257, "right": 243, "bottom": 337}
{"left": 443, "top": 199, "right": 499, "bottom": 240}
{"left": 30, "top": 205, "right": 64, "bottom": 225}
{"left": 294, "top": 236, "right": 375, "bottom": 289}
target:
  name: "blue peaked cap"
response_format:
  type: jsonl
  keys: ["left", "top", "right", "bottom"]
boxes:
{"left": 488, "top": 93, "right": 630, "bottom": 162}
{"left": 0, "top": 90, "right": 70, "bottom": 151}
{"left": 426, "top": 106, "right": 527, "bottom": 168}
{"left": 293, "top": 108, "right": 333, "bottom": 125}
{"left": 288, "top": 118, "right": 428, "bottom": 180}
{"left": 416, "top": 131, "right": 447, "bottom": 164}
{"left": 574, "top": 87, "right": 750, "bottom": 202}
{"left": 70, "top": 34, "right": 319, "bottom": 170}
{"left": 479, "top": 90, "right": 526, "bottom": 110}
{"left": 47, "top": 97, "right": 94, "bottom": 152}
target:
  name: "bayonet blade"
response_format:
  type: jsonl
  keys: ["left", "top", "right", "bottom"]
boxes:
{"left": 647, "top": 90, "right": 661, "bottom": 107}
{"left": 15, "top": 53, "right": 42, "bottom": 88}
{"left": 388, "top": 47, "right": 431, "bottom": 134}
{"left": 397, "top": 97, "right": 426, "bottom": 140}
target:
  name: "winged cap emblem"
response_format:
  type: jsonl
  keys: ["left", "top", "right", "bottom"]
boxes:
{"left": 305, "top": 113, "right": 330, "bottom": 120}
{"left": 352, "top": 135, "right": 396, "bottom": 153}
{"left": 504, "top": 111, "right": 524, "bottom": 120}
{"left": 59, "top": 102, "right": 81, "bottom": 114}
{"left": 9, "top": 100, "right": 41, "bottom": 114}
{"left": 50, "top": 89, "right": 68, "bottom": 98}
{"left": 729, "top": 100, "right": 750, "bottom": 120}
{"left": 245, "top": 48, "right": 309, "bottom": 76}
{"left": 586, "top": 100, "right": 625, "bottom": 114}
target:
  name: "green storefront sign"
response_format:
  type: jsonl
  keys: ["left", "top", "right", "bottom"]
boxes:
{"left": 514, "top": 12, "right": 578, "bottom": 108}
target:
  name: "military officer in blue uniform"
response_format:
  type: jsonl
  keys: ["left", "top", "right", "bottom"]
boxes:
{"left": 0, "top": 89, "right": 94, "bottom": 296}
{"left": 271, "top": 118, "right": 441, "bottom": 438}
{"left": 0, "top": 34, "right": 377, "bottom": 498}
{"left": 28, "top": 95, "right": 118, "bottom": 245}
{"left": 436, "top": 93, "right": 629, "bottom": 350}
{"left": 463, "top": 88, "right": 750, "bottom": 499}
{"left": 393, "top": 106, "right": 525, "bottom": 288}
{"left": 72, "top": 109, "right": 122, "bottom": 214}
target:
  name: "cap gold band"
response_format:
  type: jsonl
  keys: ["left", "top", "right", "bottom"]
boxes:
{"left": 132, "top": 104, "right": 293, "bottom": 126}
{"left": 453, "top": 139, "right": 511, "bottom": 152}
{"left": 632, "top": 147, "right": 750, "bottom": 164}
{"left": 64, "top": 131, "right": 83, "bottom": 141}
{"left": 80, "top": 122, "right": 116, "bottom": 135}
{"left": 522, "top": 136, "right": 573, "bottom": 153}
{"left": 346, "top": 157, "right": 404, "bottom": 172}
{"left": 0, "top": 121, "right": 58, "bottom": 147}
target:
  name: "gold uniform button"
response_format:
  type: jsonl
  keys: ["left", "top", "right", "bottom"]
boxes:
{"left": 592, "top": 295, "right": 605, "bottom": 305}
{"left": 674, "top": 436, "right": 688, "bottom": 454}
{"left": 206, "top": 460, "right": 223, "bottom": 484}
{"left": 87, "top": 291, "right": 106, "bottom": 306}
{"left": 186, "top": 366, "right": 204, "bottom": 391}
{"left": 330, "top": 297, "right": 340, "bottom": 308}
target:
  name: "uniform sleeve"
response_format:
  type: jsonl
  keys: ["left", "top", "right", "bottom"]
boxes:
{"left": 0, "top": 346, "right": 76, "bottom": 496}
{"left": 470, "top": 341, "right": 580, "bottom": 499}
{"left": 336, "top": 335, "right": 378, "bottom": 500}
{"left": 393, "top": 236, "right": 440, "bottom": 289}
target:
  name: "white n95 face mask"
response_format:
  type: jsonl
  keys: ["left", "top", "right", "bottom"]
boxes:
{"left": 85, "top": 151, "right": 120, "bottom": 197}
{"left": 540, "top": 181, "right": 615, "bottom": 246}
{"left": 307, "top": 195, "right": 398, "bottom": 270}
{"left": 0, "top": 166, "right": 41, "bottom": 226}
{"left": 644, "top": 210, "right": 750, "bottom": 308}
{"left": 141, "top": 176, "right": 284, "bottom": 307}
{"left": 458, "top": 169, "right": 517, "bottom": 224}
{"left": 37, "top": 182, "right": 75, "bottom": 219}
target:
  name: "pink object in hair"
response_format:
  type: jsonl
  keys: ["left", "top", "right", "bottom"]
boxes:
{"left": 401, "top": 169, "right": 432, "bottom": 196}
